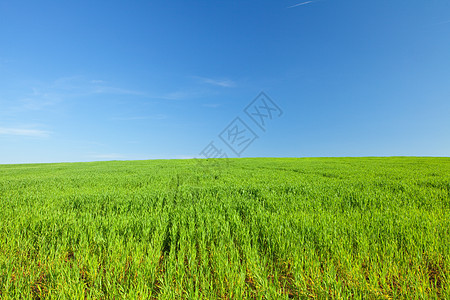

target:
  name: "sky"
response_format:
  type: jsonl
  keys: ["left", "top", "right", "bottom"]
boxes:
{"left": 1, "top": 0, "right": 449, "bottom": 164}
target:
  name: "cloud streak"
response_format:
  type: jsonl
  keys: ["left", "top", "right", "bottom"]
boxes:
{"left": 92, "top": 85, "right": 147, "bottom": 96}
{"left": 194, "top": 76, "right": 236, "bottom": 88}
{"left": 3, "top": 75, "right": 208, "bottom": 123}
{"left": 111, "top": 114, "right": 167, "bottom": 121}
{"left": 202, "top": 103, "right": 221, "bottom": 108}
{"left": 437, "top": 20, "right": 450, "bottom": 25}
{"left": 287, "top": 1, "right": 316, "bottom": 8}
{"left": 0, "top": 127, "right": 51, "bottom": 138}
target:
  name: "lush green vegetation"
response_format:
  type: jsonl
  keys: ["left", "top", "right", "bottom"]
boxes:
{"left": 0, "top": 157, "right": 449, "bottom": 299}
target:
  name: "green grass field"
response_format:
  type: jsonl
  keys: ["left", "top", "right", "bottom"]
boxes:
{"left": 0, "top": 157, "right": 449, "bottom": 299}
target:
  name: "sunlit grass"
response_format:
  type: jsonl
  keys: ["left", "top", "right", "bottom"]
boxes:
{"left": 0, "top": 157, "right": 449, "bottom": 299}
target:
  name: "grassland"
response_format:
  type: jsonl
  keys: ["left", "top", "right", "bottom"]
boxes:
{"left": 0, "top": 157, "right": 449, "bottom": 299}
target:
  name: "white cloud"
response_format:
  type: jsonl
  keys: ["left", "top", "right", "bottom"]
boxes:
{"left": 27, "top": 76, "right": 147, "bottom": 101}
{"left": 18, "top": 96, "right": 60, "bottom": 111}
{"left": 202, "top": 103, "right": 221, "bottom": 108}
{"left": 437, "top": 20, "right": 450, "bottom": 25}
{"left": 159, "top": 90, "right": 209, "bottom": 100}
{"left": 111, "top": 114, "right": 167, "bottom": 121}
{"left": 90, "top": 79, "right": 106, "bottom": 84}
{"left": 0, "top": 127, "right": 51, "bottom": 138}
{"left": 287, "top": 1, "right": 316, "bottom": 8}
{"left": 194, "top": 76, "right": 236, "bottom": 88}
{"left": 92, "top": 86, "right": 146, "bottom": 96}
{"left": 3, "top": 75, "right": 203, "bottom": 122}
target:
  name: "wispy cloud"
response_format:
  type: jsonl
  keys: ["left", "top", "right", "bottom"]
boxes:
{"left": 287, "top": 1, "right": 316, "bottom": 8}
{"left": 7, "top": 77, "right": 148, "bottom": 113}
{"left": 159, "top": 90, "right": 208, "bottom": 100}
{"left": 0, "top": 57, "right": 13, "bottom": 66}
{"left": 18, "top": 97, "right": 60, "bottom": 111}
{"left": 423, "top": 19, "right": 450, "bottom": 30}
{"left": 0, "top": 127, "right": 51, "bottom": 138}
{"left": 2, "top": 76, "right": 203, "bottom": 122}
{"left": 92, "top": 85, "right": 147, "bottom": 96}
{"left": 194, "top": 76, "right": 236, "bottom": 88}
{"left": 91, "top": 79, "right": 212, "bottom": 100}
{"left": 202, "top": 103, "right": 222, "bottom": 108}
{"left": 90, "top": 79, "right": 106, "bottom": 84}
{"left": 90, "top": 79, "right": 205, "bottom": 100}
{"left": 436, "top": 20, "right": 450, "bottom": 25}
{"left": 111, "top": 114, "right": 167, "bottom": 121}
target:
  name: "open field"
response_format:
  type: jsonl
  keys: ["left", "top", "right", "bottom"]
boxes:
{"left": 0, "top": 157, "right": 449, "bottom": 299}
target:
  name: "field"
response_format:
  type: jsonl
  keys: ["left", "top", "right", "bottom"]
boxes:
{"left": 0, "top": 157, "right": 449, "bottom": 299}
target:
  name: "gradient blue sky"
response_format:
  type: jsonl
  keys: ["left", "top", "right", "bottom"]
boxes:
{"left": 1, "top": 0, "right": 449, "bottom": 163}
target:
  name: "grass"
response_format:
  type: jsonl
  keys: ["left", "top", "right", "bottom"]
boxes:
{"left": 0, "top": 157, "right": 449, "bottom": 299}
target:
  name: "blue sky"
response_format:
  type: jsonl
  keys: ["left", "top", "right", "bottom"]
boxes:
{"left": 1, "top": 0, "right": 449, "bottom": 163}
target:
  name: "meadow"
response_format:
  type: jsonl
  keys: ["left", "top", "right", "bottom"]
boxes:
{"left": 0, "top": 157, "right": 449, "bottom": 299}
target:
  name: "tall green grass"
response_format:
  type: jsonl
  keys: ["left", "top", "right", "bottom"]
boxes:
{"left": 0, "top": 157, "right": 449, "bottom": 299}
